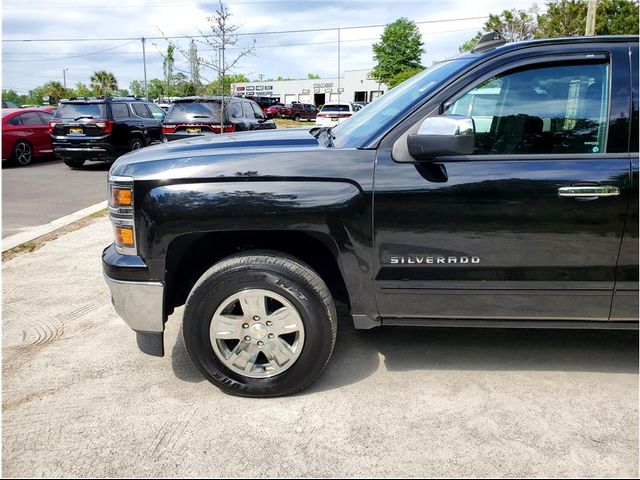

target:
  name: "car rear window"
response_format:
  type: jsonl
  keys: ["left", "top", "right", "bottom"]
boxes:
{"left": 54, "top": 103, "right": 107, "bottom": 120}
{"left": 166, "top": 101, "right": 222, "bottom": 122}
{"left": 321, "top": 104, "right": 350, "bottom": 112}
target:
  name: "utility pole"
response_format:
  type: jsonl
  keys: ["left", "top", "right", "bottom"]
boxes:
{"left": 141, "top": 37, "right": 148, "bottom": 100}
{"left": 337, "top": 28, "right": 341, "bottom": 104}
{"left": 586, "top": 0, "right": 597, "bottom": 36}
{"left": 62, "top": 68, "right": 68, "bottom": 90}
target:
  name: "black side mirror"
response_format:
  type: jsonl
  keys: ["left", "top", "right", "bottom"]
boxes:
{"left": 407, "top": 116, "right": 475, "bottom": 161}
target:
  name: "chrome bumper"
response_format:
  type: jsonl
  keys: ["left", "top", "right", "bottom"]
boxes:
{"left": 104, "top": 274, "right": 164, "bottom": 333}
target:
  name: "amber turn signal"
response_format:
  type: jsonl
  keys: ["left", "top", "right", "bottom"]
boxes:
{"left": 115, "top": 226, "right": 134, "bottom": 246}
{"left": 111, "top": 187, "right": 132, "bottom": 207}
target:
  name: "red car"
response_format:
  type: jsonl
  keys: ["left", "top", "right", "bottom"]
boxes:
{"left": 263, "top": 103, "right": 286, "bottom": 118}
{"left": 2, "top": 108, "right": 54, "bottom": 166}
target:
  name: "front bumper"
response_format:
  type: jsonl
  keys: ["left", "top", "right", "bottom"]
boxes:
{"left": 103, "top": 244, "right": 166, "bottom": 356}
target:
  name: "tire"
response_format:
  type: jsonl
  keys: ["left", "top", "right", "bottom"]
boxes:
{"left": 183, "top": 251, "right": 337, "bottom": 397}
{"left": 294, "top": 115, "right": 301, "bottom": 122}
{"left": 63, "top": 158, "right": 85, "bottom": 168}
{"left": 129, "top": 137, "right": 144, "bottom": 152}
{"left": 12, "top": 141, "right": 33, "bottom": 166}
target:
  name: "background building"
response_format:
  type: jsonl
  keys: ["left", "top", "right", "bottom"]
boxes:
{"left": 231, "top": 69, "right": 387, "bottom": 106}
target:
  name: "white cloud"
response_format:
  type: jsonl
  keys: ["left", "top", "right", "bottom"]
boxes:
{"left": 2, "top": 0, "right": 536, "bottom": 94}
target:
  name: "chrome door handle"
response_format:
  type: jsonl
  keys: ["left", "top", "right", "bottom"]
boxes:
{"left": 558, "top": 185, "right": 620, "bottom": 197}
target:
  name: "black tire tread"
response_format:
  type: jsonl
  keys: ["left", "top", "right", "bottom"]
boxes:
{"left": 183, "top": 250, "right": 337, "bottom": 397}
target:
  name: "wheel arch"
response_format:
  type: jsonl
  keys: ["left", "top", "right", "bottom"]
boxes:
{"left": 164, "top": 229, "right": 350, "bottom": 315}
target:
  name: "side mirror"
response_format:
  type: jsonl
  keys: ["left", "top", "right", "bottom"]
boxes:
{"left": 407, "top": 116, "right": 475, "bottom": 161}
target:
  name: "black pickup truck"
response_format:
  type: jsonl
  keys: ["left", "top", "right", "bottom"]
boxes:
{"left": 103, "top": 36, "right": 639, "bottom": 397}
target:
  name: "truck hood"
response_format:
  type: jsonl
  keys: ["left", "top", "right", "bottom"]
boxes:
{"left": 113, "top": 127, "right": 319, "bottom": 167}
{"left": 108, "top": 126, "right": 373, "bottom": 183}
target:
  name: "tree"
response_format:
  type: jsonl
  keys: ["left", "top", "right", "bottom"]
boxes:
{"left": 163, "top": 45, "right": 175, "bottom": 98}
{"left": 146, "top": 79, "right": 165, "bottom": 100}
{"left": 42, "top": 81, "right": 69, "bottom": 104}
{"left": 307, "top": 73, "right": 320, "bottom": 79}
{"left": 161, "top": 0, "right": 255, "bottom": 130}
{"left": 537, "top": 0, "right": 638, "bottom": 38}
{"left": 90, "top": 71, "right": 118, "bottom": 96}
{"left": 387, "top": 67, "right": 425, "bottom": 88}
{"left": 2, "top": 89, "right": 25, "bottom": 105}
{"left": 207, "top": 73, "right": 249, "bottom": 96}
{"left": 371, "top": 17, "right": 424, "bottom": 85}
{"left": 73, "top": 82, "right": 92, "bottom": 97}
{"left": 187, "top": 39, "right": 202, "bottom": 95}
{"left": 129, "top": 80, "right": 145, "bottom": 97}
{"left": 459, "top": 8, "right": 537, "bottom": 52}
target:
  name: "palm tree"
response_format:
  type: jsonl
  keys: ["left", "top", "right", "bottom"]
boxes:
{"left": 90, "top": 71, "right": 118, "bottom": 96}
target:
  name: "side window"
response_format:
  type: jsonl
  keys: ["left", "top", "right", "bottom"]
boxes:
{"left": 250, "top": 102, "right": 265, "bottom": 119}
{"left": 228, "top": 102, "right": 243, "bottom": 119}
{"left": 444, "top": 62, "right": 610, "bottom": 155}
{"left": 131, "top": 103, "right": 152, "bottom": 119}
{"left": 37, "top": 112, "right": 53, "bottom": 124}
{"left": 8, "top": 116, "right": 22, "bottom": 126}
{"left": 147, "top": 104, "right": 165, "bottom": 120}
{"left": 241, "top": 102, "right": 253, "bottom": 118}
{"left": 20, "top": 112, "right": 42, "bottom": 126}
{"left": 111, "top": 103, "right": 131, "bottom": 119}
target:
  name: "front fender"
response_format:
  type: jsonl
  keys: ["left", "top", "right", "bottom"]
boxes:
{"left": 136, "top": 180, "right": 375, "bottom": 316}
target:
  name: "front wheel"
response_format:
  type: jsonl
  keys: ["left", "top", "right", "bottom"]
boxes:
{"left": 129, "top": 137, "right": 144, "bottom": 151}
{"left": 182, "top": 251, "right": 337, "bottom": 397}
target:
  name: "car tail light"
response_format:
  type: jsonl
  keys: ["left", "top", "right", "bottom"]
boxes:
{"left": 48, "top": 120, "right": 63, "bottom": 133}
{"left": 162, "top": 124, "right": 177, "bottom": 134}
{"left": 89, "top": 119, "right": 114, "bottom": 134}
{"left": 209, "top": 124, "right": 235, "bottom": 134}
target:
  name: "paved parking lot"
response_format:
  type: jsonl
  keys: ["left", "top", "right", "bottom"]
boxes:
{"left": 2, "top": 157, "right": 109, "bottom": 238}
{"left": 2, "top": 217, "right": 638, "bottom": 477}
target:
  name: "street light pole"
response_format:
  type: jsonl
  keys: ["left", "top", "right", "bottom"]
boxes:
{"left": 337, "top": 27, "right": 341, "bottom": 104}
{"left": 63, "top": 68, "right": 68, "bottom": 90}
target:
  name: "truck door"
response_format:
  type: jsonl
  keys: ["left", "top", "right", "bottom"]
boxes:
{"left": 373, "top": 43, "right": 631, "bottom": 322}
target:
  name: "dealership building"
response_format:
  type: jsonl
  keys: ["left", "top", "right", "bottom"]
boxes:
{"left": 231, "top": 69, "right": 388, "bottom": 106}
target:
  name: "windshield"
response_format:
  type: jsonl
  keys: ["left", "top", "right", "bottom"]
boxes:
{"left": 322, "top": 104, "right": 350, "bottom": 112}
{"left": 331, "top": 58, "right": 474, "bottom": 148}
{"left": 166, "top": 101, "right": 222, "bottom": 122}
{"left": 54, "top": 103, "right": 107, "bottom": 120}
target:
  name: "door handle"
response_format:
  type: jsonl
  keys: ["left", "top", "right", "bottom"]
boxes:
{"left": 558, "top": 185, "right": 620, "bottom": 198}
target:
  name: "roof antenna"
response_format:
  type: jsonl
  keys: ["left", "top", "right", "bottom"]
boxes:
{"left": 472, "top": 32, "right": 507, "bottom": 53}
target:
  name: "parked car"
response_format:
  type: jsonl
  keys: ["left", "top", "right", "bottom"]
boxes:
{"left": 263, "top": 103, "right": 286, "bottom": 118}
{"left": 315, "top": 102, "right": 358, "bottom": 126}
{"left": 162, "top": 96, "right": 276, "bottom": 142}
{"left": 2, "top": 99, "right": 19, "bottom": 108}
{"left": 50, "top": 96, "right": 165, "bottom": 168}
{"left": 2, "top": 108, "right": 54, "bottom": 166}
{"left": 104, "top": 35, "right": 639, "bottom": 397}
{"left": 281, "top": 102, "right": 318, "bottom": 122}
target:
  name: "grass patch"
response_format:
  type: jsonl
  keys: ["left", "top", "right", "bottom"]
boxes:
{"left": 274, "top": 118, "right": 314, "bottom": 129}
{"left": 3, "top": 209, "right": 107, "bottom": 262}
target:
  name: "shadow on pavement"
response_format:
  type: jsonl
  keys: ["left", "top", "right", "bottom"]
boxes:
{"left": 170, "top": 314, "right": 639, "bottom": 391}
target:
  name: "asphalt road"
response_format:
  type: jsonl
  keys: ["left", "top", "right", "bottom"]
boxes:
{"left": 2, "top": 217, "right": 638, "bottom": 478}
{"left": 2, "top": 157, "right": 109, "bottom": 238}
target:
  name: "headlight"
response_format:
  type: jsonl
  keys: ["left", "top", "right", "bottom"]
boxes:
{"left": 108, "top": 175, "right": 136, "bottom": 255}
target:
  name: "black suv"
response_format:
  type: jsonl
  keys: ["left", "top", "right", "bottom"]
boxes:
{"left": 162, "top": 96, "right": 276, "bottom": 142}
{"left": 50, "top": 97, "right": 165, "bottom": 168}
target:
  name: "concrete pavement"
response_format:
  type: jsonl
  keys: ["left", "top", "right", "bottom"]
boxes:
{"left": 2, "top": 216, "right": 638, "bottom": 477}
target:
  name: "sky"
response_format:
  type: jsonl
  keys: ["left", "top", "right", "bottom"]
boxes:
{"left": 1, "top": 0, "right": 539, "bottom": 95}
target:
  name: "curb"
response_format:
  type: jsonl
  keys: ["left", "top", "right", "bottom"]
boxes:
{"left": 2, "top": 200, "right": 108, "bottom": 252}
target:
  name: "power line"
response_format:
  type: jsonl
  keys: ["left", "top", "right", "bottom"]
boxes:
{"left": 2, "top": 15, "right": 488, "bottom": 43}
{"left": 2, "top": 27, "right": 480, "bottom": 60}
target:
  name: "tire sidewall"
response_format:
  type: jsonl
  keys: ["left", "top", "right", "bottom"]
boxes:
{"left": 129, "top": 137, "right": 144, "bottom": 151}
{"left": 183, "top": 263, "right": 334, "bottom": 397}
